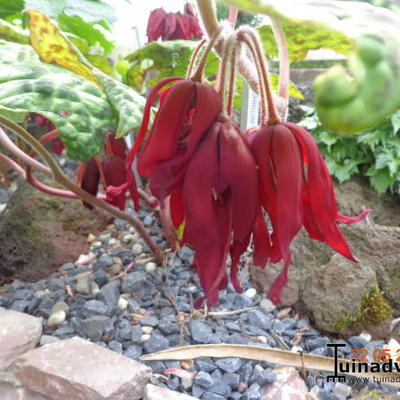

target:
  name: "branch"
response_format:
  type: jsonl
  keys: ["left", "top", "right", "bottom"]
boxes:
{"left": 0, "top": 126, "right": 51, "bottom": 174}
{"left": 0, "top": 116, "right": 164, "bottom": 265}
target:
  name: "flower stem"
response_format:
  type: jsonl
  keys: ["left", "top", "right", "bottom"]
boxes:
{"left": 241, "top": 28, "right": 281, "bottom": 125}
{"left": 271, "top": 17, "right": 289, "bottom": 118}
{"left": 186, "top": 39, "right": 206, "bottom": 79}
{"left": 219, "top": 33, "right": 236, "bottom": 116}
{"left": 237, "top": 30, "right": 268, "bottom": 126}
{"left": 0, "top": 116, "right": 164, "bottom": 265}
{"left": 0, "top": 126, "right": 51, "bottom": 174}
{"left": 190, "top": 25, "right": 223, "bottom": 82}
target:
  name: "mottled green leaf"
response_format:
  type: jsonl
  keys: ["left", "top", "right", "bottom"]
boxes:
{"left": 390, "top": 111, "right": 400, "bottom": 135}
{"left": 257, "top": 23, "right": 352, "bottom": 63}
{"left": 222, "top": 0, "right": 400, "bottom": 134}
{"left": 0, "top": 40, "right": 116, "bottom": 161}
{"left": 93, "top": 69, "right": 146, "bottom": 138}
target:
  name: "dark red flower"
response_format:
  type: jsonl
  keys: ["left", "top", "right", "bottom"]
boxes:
{"left": 78, "top": 134, "right": 135, "bottom": 211}
{"left": 146, "top": 5, "right": 203, "bottom": 42}
{"left": 137, "top": 78, "right": 222, "bottom": 202}
{"left": 168, "top": 120, "right": 258, "bottom": 307}
{"left": 247, "top": 122, "right": 369, "bottom": 304}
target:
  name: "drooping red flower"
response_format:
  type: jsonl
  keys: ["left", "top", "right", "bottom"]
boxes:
{"left": 146, "top": 5, "right": 203, "bottom": 42}
{"left": 78, "top": 133, "right": 135, "bottom": 211}
{"left": 137, "top": 78, "right": 222, "bottom": 202}
{"left": 247, "top": 122, "right": 369, "bottom": 304}
{"left": 168, "top": 120, "right": 259, "bottom": 307}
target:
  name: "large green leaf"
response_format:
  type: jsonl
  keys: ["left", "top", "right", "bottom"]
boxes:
{"left": 126, "top": 40, "right": 220, "bottom": 93}
{"left": 57, "top": 14, "right": 114, "bottom": 56}
{"left": 25, "top": 9, "right": 146, "bottom": 137}
{"left": 221, "top": 0, "right": 400, "bottom": 133}
{"left": 24, "top": 0, "right": 116, "bottom": 24}
{"left": 0, "top": 0, "right": 24, "bottom": 19}
{"left": 0, "top": 40, "right": 116, "bottom": 161}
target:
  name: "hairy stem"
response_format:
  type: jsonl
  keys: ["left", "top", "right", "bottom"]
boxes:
{"left": 219, "top": 33, "right": 236, "bottom": 115}
{"left": 271, "top": 17, "right": 289, "bottom": 118}
{"left": 190, "top": 25, "right": 224, "bottom": 81}
{"left": 242, "top": 29, "right": 281, "bottom": 125}
{"left": 0, "top": 116, "right": 164, "bottom": 265}
{"left": 237, "top": 31, "right": 268, "bottom": 125}
{"left": 186, "top": 39, "right": 206, "bottom": 78}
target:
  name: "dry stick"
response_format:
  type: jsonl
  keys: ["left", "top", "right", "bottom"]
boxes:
{"left": 243, "top": 29, "right": 281, "bottom": 125}
{"left": 0, "top": 116, "right": 164, "bottom": 265}
{"left": 237, "top": 31, "right": 269, "bottom": 126}
{"left": 186, "top": 39, "right": 207, "bottom": 78}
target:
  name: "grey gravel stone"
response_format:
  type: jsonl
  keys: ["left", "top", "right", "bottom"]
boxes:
{"left": 124, "top": 344, "right": 142, "bottom": 359}
{"left": 93, "top": 269, "right": 109, "bottom": 286}
{"left": 250, "top": 366, "right": 276, "bottom": 386}
{"left": 243, "top": 383, "right": 261, "bottom": 400}
{"left": 116, "top": 325, "right": 133, "bottom": 341}
{"left": 82, "top": 299, "right": 108, "bottom": 317}
{"left": 47, "top": 278, "right": 66, "bottom": 292}
{"left": 222, "top": 372, "right": 240, "bottom": 390}
{"left": 215, "top": 358, "right": 243, "bottom": 373}
{"left": 201, "top": 393, "right": 225, "bottom": 400}
{"left": 348, "top": 335, "right": 368, "bottom": 349}
{"left": 145, "top": 360, "right": 166, "bottom": 374}
{"left": 158, "top": 320, "right": 180, "bottom": 335}
{"left": 192, "top": 384, "right": 206, "bottom": 398}
{"left": 188, "top": 320, "right": 214, "bottom": 344}
{"left": 139, "top": 315, "right": 159, "bottom": 327}
{"left": 247, "top": 310, "right": 272, "bottom": 330}
{"left": 108, "top": 340, "right": 123, "bottom": 353}
{"left": 59, "top": 262, "right": 75, "bottom": 271}
{"left": 195, "top": 359, "right": 217, "bottom": 373}
{"left": 143, "top": 333, "right": 169, "bottom": 353}
{"left": 96, "top": 280, "right": 120, "bottom": 309}
{"left": 10, "top": 300, "right": 30, "bottom": 312}
{"left": 318, "top": 389, "right": 346, "bottom": 400}
{"left": 209, "top": 380, "right": 231, "bottom": 397}
{"left": 167, "top": 376, "right": 180, "bottom": 391}
{"left": 80, "top": 316, "right": 109, "bottom": 341}
{"left": 194, "top": 371, "right": 214, "bottom": 389}
{"left": 96, "top": 254, "right": 114, "bottom": 268}
{"left": 121, "top": 271, "right": 155, "bottom": 295}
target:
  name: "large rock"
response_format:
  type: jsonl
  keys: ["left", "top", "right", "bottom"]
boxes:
{"left": 0, "top": 179, "right": 111, "bottom": 283}
{"left": 0, "top": 382, "right": 48, "bottom": 400}
{"left": 0, "top": 309, "right": 42, "bottom": 370}
{"left": 261, "top": 367, "right": 308, "bottom": 400}
{"left": 144, "top": 384, "right": 198, "bottom": 400}
{"left": 250, "top": 223, "right": 398, "bottom": 336}
{"left": 11, "top": 336, "right": 151, "bottom": 400}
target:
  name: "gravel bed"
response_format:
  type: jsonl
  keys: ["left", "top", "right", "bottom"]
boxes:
{"left": 0, "top": 207, "right": 399, "bottom": 399}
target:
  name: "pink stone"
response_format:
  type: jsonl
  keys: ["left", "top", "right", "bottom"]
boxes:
{"left": 144, "top": 384, "right": 199, "bottom": 400}
{"left": 0, "top": 382, "right": 48, "bottom": 400}
{"left": 0, "top": 309, "right": 42, "bottom": 370}
{"left": 261, "top": 367, "right": 308, "bottom": 400}
{"left": 11, "top": 337, "right": 151, "bottom": 400}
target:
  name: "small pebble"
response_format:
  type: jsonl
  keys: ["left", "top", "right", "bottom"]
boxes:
{"left": 47, "top": 310, "right": 66, "bottom": 329}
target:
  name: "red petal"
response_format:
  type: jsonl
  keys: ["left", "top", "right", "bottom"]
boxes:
{"left": 146, "top": 8, "right": 166, "bottom": 42}
{"left": 268, "top": 259, "right": 290, "bottom": 305}
{"left": 337, "top": 208, "right": 370, "bottom": 224}
{"left": 184, "top": 123, "right": 231, "bottom": 307}
{"left": 163, "top": 13, "right": 177, "bottom": 40}
{"left": 103, "top": 157, "right": 127, "bottom": 210}
{"left": 252, "top": 209, "right": 271, "bottom": 268}
{"left": 287, "top": 122, "right": 358, "bottom": 262}
{"left": 106, "top": 133, "right": 128, "bottom": 159}
{"left": 51, "top": 137, "right": 64, "bottom": 155}
{"left": 81, "top": 158, "right": 100, "bottom": 210}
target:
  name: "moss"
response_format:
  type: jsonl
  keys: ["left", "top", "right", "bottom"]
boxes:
{"left": 327, "top": 285, "right": 392, "bottom": 332}
{"left": 357, "top": 391, "right": 392, "bottom": 400}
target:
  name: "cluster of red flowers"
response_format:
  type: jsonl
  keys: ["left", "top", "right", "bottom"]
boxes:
{"left": 146, "top": 4, "right": 203, "bottom": 42}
